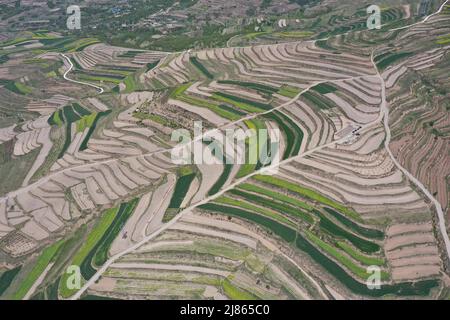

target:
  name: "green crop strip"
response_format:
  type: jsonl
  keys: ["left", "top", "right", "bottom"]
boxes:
{"left": 236, "top": 119, "right": 266, "bottom": 178}
{"left": 76, "top": 113, "right": 97, "bottom": 132}
{"left": 337, "top": 242, "right": 385, "bottom": 266}
{"left": 190, "top": 56, "right": 214, "bottom": 79}
{"left": 217, "top": 80, "right": 278, "bottom": 96}
{"left": 12, "top": 240, "right": 64, "bottom": 300}
{"left": 222, "top": 278, "right": 257, "bottom": 300}
{"left": 311, "top": 83, "right": 337, "bottom": 94}
{"left": 277, "top": 85, "right": 301, "bottom": 98}
{"left": 229, "top": 189, "right": 313, "bottom": 224}
{"left": 215, "top": 196, "right": 297, "bottom": 228}
{"left": 168, "top": 172, "right": 197, "bottom": 209}
{"left": 301, "top": 91, "right": 336, "bottom": 110}
{"left": 263, "top": 110, "right": 303, "bottom": 159}
{"left": 59, "top": 199, "right": 138, "bottom": 298}
{"left": 0, "top": 266, "right": 21, "bottom": 296}
{"left": 59, "top": 206, "right": 119, "bottom": 298}
{"left": 237, "top": 183, "right": 313, "bottom": 211}
{"left": 253, "top": 175, "right": 361, "bottom": 221}
{"left": 0, "top": 79, "right": 32, "bottom": 95}
{"left": 212, "top": 92, "right": 272, "bottom": 112}
{"left": 91, "top": 199, "right": 139, "bottom": 268}
{"left": 316, "top": 210, "right": 380, "bottom": 253}
{"left": 170, "top": 83, "right": 241, "bottom": 120}
{"left": 375, "top": 52, "right": 414, "bottom": 70}
{"left": 208, "top": 163, "right": 233, "bottom": 196}
{"left": 200, "top": 203, "right": 437, "bottom": 296}
{"left": 305, "top": 231, "right": 388, "bottom": 281}
{"left": 199, "top": 203, "right": 297, "bottom": 243}
{"left": 78, "top": 110, "right": 112, "bottom": 151}
{"left": 323, "top": 207, "right": 384, "bottom": 240}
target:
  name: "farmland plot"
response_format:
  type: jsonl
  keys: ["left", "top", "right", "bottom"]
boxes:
{"left": 1, "top": 5, "right": 450, "bottom": 300}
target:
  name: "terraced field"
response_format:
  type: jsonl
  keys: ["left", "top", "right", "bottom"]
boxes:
{"left": 0, "top": 1, "right": 449, "bottom": 301}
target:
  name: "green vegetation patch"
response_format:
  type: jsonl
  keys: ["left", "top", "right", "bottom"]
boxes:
{"left": 375, "top": 51, "right": 414, "bottom": 70}
{"left": 0, "top": 267, "right": 21, "bottom": 296}
{"left": 263, "top": 110, "right": 303, "bottom": 159}
{"left": 337, "top": 242, "right": 385, "bottom": 266}
{"left": 199, "top": 203, "right": 297, "bottom": 243}
{"left": 228, "top": 189, "right": 313, "bottom": 224}
{"left": 76, "top": 113, "right": 97, "bottom": 132}
{"left": 190, "top": 56, "right": 214, "bottom": 79}
{"left": 301, "top": 91, "right": 336, "bottom": 110}
{"left": 78, "top": 110, "right": 112, "bottom": 151}
{"left": 305, "top": 231, "right": 387, "bottom": 281}
{"left": 167, "top": 170, "right": 197, "bottom": 210}
{"left": 12, "top": 240, "right": 64, "bottom": 300}
{"left": 254, "top": 175, "right": 360, "bottom": 221}
{"left": 295, "top": 233, "right": 438, "bottom": 297}
{"left": 171, "top": 83, "right": 241, "bottom": 120}
{"left": 237, "top": 183, "right": 313, "bottom": 211}
{"left": 208, "top": 164, "right": 233, "bottom": 196}
{"left": 277, "top": 85, "right": 301, "bottom": 98}
{"left": 217, "top": 80, "right": 278, "bottom": 96}
{"left": 311, "top": 83, "right": 337, "bottom": 94}
{"left": 316, "top": 210, "right": 380, "bottom": 253}
{"left": 222, "top": 278, "right": 257, "bottom": 300}
{"left": 59, "top": 206, "right": 120, "bottom": 298}
{"left": 323, "top": 207, "right": 384, "bottom": 240}
{"left": 91, "top": 199, "right": 139, "bottom": 268}
{"left": 215, "top": 196, "right": 297, "bottom": 228}
{"left": 0, "top": 79, "right": 32, "bottom": 95}
{"left": 212, "top": 92, "right": 272, "bottom": 112}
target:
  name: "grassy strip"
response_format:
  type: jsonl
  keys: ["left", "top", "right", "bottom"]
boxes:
{"left": 222, "top": 278, "right": 257, "bottom": 300}
{"left": 12, "top": 240, "right": 64, "bottom": 300}
{"left": 254, "top": 175, "right": 361, "bottom": 221}
{"left": 337, "top": 242, "right": 385, "bottom": 266}
{"left": 0, "top": 79, "right": 32, "bottom": 95}
{"left": 0, "top": 267, "right": 21, "bottom": 296}
{"left": 301, "top": 91, "right": 335, "bottom": 110}
{"left": 133, "top": 112, "right": 179, "bottom": 128}
{"left": 72, "top": 103, "right": 91, "bottom": 116}
{"left": 48, "top": 109, "right": 64, "bottom": 127}
{"left": 217, "top": 80, "right": 278, "bottom": 95}
{"left": 59, "top": 207, "right": 119, "bottom": 298}
{"left": 311, "top": 83, "right": 337, "bottom": 94}
{"left": 212, "top": 92, "right": 272, "bottom": 112}
{"left": 376, "top": 52, "right": 414, "bottom": 70}
{"left": 323, "top": 207, "right": 384, "bottom": 240}
{"left": 277, "top": 85, "right": 301, "bottom": 98}
{"left": 316, "top": 210, "right": 380, "bottom": 254}
{"left": 76, "top": 113, "right": 97, "bottom": 132}
{"left": 263, "top": 110, "right": 303, "bottom": 159}
{"left": 236, "top": 119, "right": 265, "bottom": 178}
{"left": 190, "top": 56, "right": 213, "bottom": 79}
{"left": 199, "top": 203, "right": 297, "bottom": 243}
{"left": 62, "top": 104, "right": 82, "bottom": 123}
{"left": 229, "top": 189, "right": 313, "bottom": 224}
{"left": 168, "top": 172, "right": 197, "bottom": 209}
{"left": 146, "top": 60, "right": 160, "bottom": 71}
{"left": 171, "top": 83, "right": 243, "bottom": 120}
{"left": 77, "top": 74, "right": 122, "bottom": 84}
{"left": 215, "top": 196, "right": 297, "bottom": 228}
{"left": 91, "top": 199, "right": 139, "bottom": 268}
{"left": 238, "top": 183, "right": 313, "bottom": 211}
{"left": 79, "top": 110, "right": 112, "bottom": 151}
{"left": 305, "top": 231, "right": 388, "bottom": 281}
{"left": 123, "top": 75, "right": 137, "bottom": 93}
{"left": 208, "top": 164, "right": 233, "bottom": 196}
